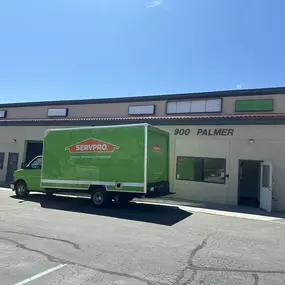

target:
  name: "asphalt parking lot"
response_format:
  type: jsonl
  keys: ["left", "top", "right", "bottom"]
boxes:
{"left": 1, "top": 189, "right": 285, "bottom": 284}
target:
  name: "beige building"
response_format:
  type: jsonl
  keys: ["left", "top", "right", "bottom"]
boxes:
{"left": 1, "top": 87, "right": 285, "bottom": 211}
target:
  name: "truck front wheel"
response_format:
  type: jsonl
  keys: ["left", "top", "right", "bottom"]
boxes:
{"left": 15, "top": 181, "right": 29, "bottom": 198}
{"left": 91, "top": 188, "right": 110, "bottom": 207}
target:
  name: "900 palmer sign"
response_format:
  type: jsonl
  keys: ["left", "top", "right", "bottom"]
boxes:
{"left": 174, "top": 128, "right": 234, "bottom": 136}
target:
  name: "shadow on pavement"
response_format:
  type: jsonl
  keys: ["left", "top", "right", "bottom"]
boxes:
{"left": 145, "top": 196, "right": 285, "bottom": 219}
{"left": 11, "top": 194, "right": 192, "bottom": 226}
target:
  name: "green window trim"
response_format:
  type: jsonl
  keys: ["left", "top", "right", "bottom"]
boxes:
{"left": 235, "top": 99, "right": 273, "bottom": 112}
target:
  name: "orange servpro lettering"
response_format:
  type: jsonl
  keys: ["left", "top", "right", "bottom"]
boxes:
{"left": 152, "top": 144, "right": 163, "bottom": 153}
{"left": 65, "top": 138, "right": 120, "bottom": 153}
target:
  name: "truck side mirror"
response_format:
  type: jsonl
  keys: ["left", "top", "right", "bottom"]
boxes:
{"left": 21, "top": 163, "right": 26, "bottom": 169}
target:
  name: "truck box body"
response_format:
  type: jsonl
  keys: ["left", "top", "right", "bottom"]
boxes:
{"left": 41, "top": 123, "right": 169, "bottom": 196}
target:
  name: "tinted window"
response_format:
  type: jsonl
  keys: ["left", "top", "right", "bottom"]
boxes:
{"left": 30, "top": 157, "right": 42, "bottom": 169}
{"left": 176, "top": 156, "right": 226, "bottom": 184}
{"left": 0, "top": 152, "right": 4, "bottom": 169}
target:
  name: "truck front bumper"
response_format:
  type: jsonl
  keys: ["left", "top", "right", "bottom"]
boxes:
{"left": 146, "top": 181, "right": 169, "bottom": 197}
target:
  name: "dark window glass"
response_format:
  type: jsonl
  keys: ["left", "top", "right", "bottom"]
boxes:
{"left": 203, "top": 158, "right": 226, "bottom": 184}
{"left": 262, "top": 165, "right": 270, "bottom": 188}
{"left": 176, "top": 157, "right": 203, "bottom": 181}
{"left": 176, "top": 156, "right": 226, "bottom": 184}
{"left": 0, "top": 153, "right": 5, "bottom": 169}
{"left": 30, "top": 157, "right": 42, "bottom": 169}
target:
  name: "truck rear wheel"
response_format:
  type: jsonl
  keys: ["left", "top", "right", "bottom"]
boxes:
{"left": 15, "top": 181, "right": 29, "bottom": 198}
{"left": 91, "top": 188, "right": 110, "bottom": 207}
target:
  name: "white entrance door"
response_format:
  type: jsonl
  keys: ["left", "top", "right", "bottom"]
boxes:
{"left": 260, "top": 162, "right": 273, "bottom": 212}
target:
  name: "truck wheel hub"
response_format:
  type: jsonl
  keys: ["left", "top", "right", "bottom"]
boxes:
{"left": 93, "top": 193, "right": 103, "bottom": 204}
{"left": 18, "top": 185, "right": 26, "bottom": 195}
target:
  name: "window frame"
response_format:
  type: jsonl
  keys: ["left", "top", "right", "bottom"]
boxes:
{"left": 0, "top": 152, "right": 5, "bottom": 169}
{"left": 0, "top": 110, "right": 7, "bottom": 118}
{"left": 128, "top": 105, "right": 156, "bottom": 116}
{"left": 176, "top": 156, "right": 226, "bottom": 184}
{"left": 47, "top": 108, "right": 68, "bottom": 117}
{"left": 165, "top": 98, "right": 223, "bottom": 115}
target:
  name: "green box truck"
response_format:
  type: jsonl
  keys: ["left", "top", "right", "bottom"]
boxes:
{"left": 11, "top": 123, "right": 170, "bottom": 206}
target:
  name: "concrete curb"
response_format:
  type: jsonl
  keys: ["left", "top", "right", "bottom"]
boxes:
{"left": 1, "top": 187, "right": 284, "bottom": 222}
{"left": 136, "top": 198, "right": 285, "bottom": 222}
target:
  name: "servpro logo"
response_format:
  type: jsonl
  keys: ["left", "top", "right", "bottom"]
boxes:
{"left": 152, "top": 144, "right": 163, "bottom": 153}
{"left": 65, "top": 138, "right": 120, "bottom": 153}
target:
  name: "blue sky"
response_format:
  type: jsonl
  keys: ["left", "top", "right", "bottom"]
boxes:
{"left": 0, "top": 0, "right": 284, "bottom": 103}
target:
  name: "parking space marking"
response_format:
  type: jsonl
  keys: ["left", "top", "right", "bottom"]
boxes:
{"left": 13, "top": 264, "right": 67, "bottom": 285}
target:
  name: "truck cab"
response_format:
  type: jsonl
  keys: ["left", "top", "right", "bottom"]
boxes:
{"left": 11, "top": 155, "right": 43, "bottom": 197}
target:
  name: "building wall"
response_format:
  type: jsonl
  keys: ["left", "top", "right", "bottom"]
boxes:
{"left": 3, "top": 100, "right": 167, "bottom": 119}
{"left": 1, "top": 92, "right": 285, "bottom": 119}
{"left": 1, "top": 124, "right": 285, "bottom": 211}
{"left": 159, "top": 124, "right": 285, "bottom": 211}
{"left": 0, "top": 126, "right": 55, "bottom": 183}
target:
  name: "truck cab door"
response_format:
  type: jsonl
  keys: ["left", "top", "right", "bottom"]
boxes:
{"left": 24, "top": 156, "right": 42, "bottom": 191}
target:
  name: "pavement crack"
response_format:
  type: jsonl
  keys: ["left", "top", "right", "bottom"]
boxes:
{"left": 174, "top": 234, "right": 212, "bottom": 285}
{"left": 185, "top": 234, "right": 285, "bottom": 275}
{"left": 173, "top": 234, "right": 285, "bottom": 284}
{"left": 0, "top": 237, "right": 63, "bottom": 263}
{"left": 252, "top": 273, "right": 259, "bottom": 285}
{"left": 181, "top": 270, "right": 197, "bottom": 285}
{"left": 0, "top": 234, "right": 273, "bottom": 284}
{"left": 0, "top": 237, "right": 166, "bottom": 285}
{"left": 0, "top": 230, "right": 81, "bottom": 250}
{"left": 188, "top": 235, "right": 211, "bottom": 267}
{"left": 192, "top": 265, "right": 285, "bottom": 275}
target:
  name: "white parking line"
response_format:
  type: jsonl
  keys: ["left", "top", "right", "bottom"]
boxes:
{"left": 13, "top": 264, "right": 67, "bottom": 285}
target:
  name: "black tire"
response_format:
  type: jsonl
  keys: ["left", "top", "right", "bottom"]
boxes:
{"left": 15, "top": 181, "right": 29, "bottom": 198}
{"left": 90, "top": 188, "right": 110, "bottom": 207}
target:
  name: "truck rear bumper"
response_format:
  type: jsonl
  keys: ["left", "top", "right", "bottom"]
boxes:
{"left": 146, "top": 181, "right": 169, "bottom": 198}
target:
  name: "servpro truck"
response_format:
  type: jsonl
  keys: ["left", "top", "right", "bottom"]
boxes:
{"left": 11, "top": 123, "right": 170, "bottom": 207}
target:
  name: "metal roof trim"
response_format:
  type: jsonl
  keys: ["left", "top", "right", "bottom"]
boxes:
{"left": 0, "top": 86, "right": 285, "bottom": 108}
{"left": 0, "top": 113, "right": 285, "bottom": 123}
